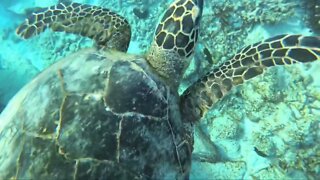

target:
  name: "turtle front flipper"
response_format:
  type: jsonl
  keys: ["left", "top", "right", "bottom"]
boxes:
{"left": 181, "top": 34, "right": 320, "bottom": 122}
{"left": 16, "top": 2, "right": 131, "bottom": 52}
{"left": 146, "top": 0, "right": 203, "bottom": 87}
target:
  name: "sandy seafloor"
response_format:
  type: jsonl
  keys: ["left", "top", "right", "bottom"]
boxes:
{"left": 0, "top": 0, "right": 319, "bottom": 179}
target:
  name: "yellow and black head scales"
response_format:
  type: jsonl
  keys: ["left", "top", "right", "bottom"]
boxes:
{"left": 154, "top": 0, "right": 203, "bottom": 58}
{"left": 147, "top": 0, "right": 204, "bottom": 87}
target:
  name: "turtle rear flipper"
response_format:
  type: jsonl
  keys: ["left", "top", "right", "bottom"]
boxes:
{"left": 16, "top": 2, "right": 131, "bottom": 52}
{"left": 181, "top": 34, "right": 320, "bottom": 122}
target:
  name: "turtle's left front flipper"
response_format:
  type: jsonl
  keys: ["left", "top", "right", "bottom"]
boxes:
{"left": 16, "top": 2, "right": 131, "bottom": 52}
{"left": 181, "top": 34, "right": 320, "bottom": 122}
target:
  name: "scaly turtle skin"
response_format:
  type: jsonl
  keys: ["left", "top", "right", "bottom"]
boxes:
{"left": 1, "top": 1, "right": 202, "bottom": 179}
{"left": 147, "top": 0, "right": 203, "bottom": 87}
{"left": 0, "top": 49, "right": 193, "bottom": 179}
{"left": 16, "top": 2, "right": 131, "bottom": 51}
{"left": 1, "top": 0, "right": 320, "bottom": 179}
{"left": 181, "top": 34, "right": 320, "bottom": 122}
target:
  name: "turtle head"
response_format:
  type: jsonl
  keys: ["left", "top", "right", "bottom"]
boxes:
{"left": 146, "top": 0, "right": 203, "bottom": 88}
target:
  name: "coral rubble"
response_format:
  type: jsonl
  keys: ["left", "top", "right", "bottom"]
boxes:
{"left": 0, "top": 0, "right": 319, "bottom": 178}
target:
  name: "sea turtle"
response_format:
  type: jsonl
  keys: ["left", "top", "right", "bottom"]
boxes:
{"left": 0, "top": 0, "right": 319, "bottom": 179}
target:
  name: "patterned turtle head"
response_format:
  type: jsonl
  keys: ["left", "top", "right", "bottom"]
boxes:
{"left": 147, "top": 0, "right": 203, "bottom": 88}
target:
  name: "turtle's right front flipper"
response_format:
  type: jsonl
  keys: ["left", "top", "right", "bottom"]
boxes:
{"left": 181, "top": 34, "right": 320, "bottom": 122}
{"left": 16, "top": 2, "right": 131, "bottom": 52}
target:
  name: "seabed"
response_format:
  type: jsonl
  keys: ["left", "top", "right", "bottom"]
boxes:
{"left": 0, "top": 0, "right": 319, "bottom": 179}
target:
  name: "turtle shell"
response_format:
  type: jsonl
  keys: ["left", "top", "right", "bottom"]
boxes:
{"left": 0, "top": 48, "right": 193, "bottom": 179}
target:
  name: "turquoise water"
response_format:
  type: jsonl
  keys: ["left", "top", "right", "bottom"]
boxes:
{"left": 0, "top": 0, "right": 319, "bottom": 179}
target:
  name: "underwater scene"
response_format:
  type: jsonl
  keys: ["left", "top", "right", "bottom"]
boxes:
{"left": 0, "top": 0, "right": 319, "bottom": 179}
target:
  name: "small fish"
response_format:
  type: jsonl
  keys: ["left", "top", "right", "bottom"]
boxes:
{"left": 203, "top": 47, "right": 214, "bottom": 64}
{"left": 254, "top": 147, "right": 268, "bottom": 158}
{"left": 133, "top": 7, "right": 149, "bottom": 19}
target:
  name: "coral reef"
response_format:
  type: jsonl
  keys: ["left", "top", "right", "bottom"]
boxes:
{"left": 192, "top": 63, "right": 320, "bottom": 178}
{"left": 179, "top": 0, "right": 298, "bottom": 93}
{"left": 200, "top": 0, "right": 297, "bottom": 62}
{"left": 0, "top": 0, "right": 319, "bottom": 178}
{"left": 0, "top": 16, "right": 39, "bottom": 106}
{"left": 190, "top": 161, "right": 247, "bottom": 179}
{"left": 185, "top": 1, "right": 320, "bottom": 178}
{"left": 27, "top": 32, "right": 93, "bottom": 68}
